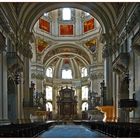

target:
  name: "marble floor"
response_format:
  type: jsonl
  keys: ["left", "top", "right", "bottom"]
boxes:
{"left": 38, "top": 124, "right": 109, "bottom": 138}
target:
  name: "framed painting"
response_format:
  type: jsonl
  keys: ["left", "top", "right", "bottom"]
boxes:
{"left": 37, "top": 39, "right": 48, "bottom": 53}
{"left": 85, "top": 39, "right": 97, "bottom": 53}
{"left": 84, "top": 18, "right": 94, "bottom": 33}
{"left": 60, "top": 24, "right": 73, "bottom": 36}
{"left": 39, "top": 18, "right": 50, "bottom": 33}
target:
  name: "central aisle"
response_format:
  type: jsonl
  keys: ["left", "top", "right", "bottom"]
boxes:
{"left": 38, "top": 124, "right": 109, "bottom": 138}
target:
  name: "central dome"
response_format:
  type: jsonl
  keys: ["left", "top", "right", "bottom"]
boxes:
{"left": 32, "top": 8, "right": 102, "bottom": 80}
{"left": 34, "top": 8, "right": 100, "bottom": 39}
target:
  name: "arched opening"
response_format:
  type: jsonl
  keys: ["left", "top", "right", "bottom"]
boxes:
{"left": 46, "top": 102, "right": 53, "bottom": 111}
{"left": 28, "top": 3, "right": 106, "bottom": 121}
{"left": 82, "top": 102, "right": 88, "bottom": 111}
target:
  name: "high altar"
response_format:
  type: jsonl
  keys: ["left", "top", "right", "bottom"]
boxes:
{"left": 57, "top": 86, "right": 77, "bottom": 120}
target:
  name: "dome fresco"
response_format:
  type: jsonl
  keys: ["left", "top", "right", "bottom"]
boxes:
{"left": 33, "top": 8, "right": 101, "bottom": 79}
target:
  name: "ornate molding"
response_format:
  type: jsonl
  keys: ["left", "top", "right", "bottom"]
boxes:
{"left": 112, "top": 53, "right": 129, "bottom": 74}
{"left": 0, "top": 32, "right": 6, "bottom": 52}
{"left": 0, "top": 9, "right": 11, "bottom": 33}
{"left": 102, "top": 46, "right": 113, "bottom": 58}
{"left": 100, "top": 33, "right": 110, "bottom": 44}
{"left": 90, "top": 72, "right": 104, "bottom": 80}
{"left": 132, "top": 30, "right": 140, "bottom": 55}
{"left": 31, "top": 72, "right": 44, "bottom": 80}
{"left": 7, "top": 52, "right": 24, "bottom": 72}
{"left": 127, "top": 14, "right": 137, "bottom": 34}
{"left": 135, "top": 5, "right": 140, "bottom": 24}
{"left": 132, "top": 44, "right": 140, "bottom": 55}
{"left": 18, "top": 43, "right": 33, "bottom": 58}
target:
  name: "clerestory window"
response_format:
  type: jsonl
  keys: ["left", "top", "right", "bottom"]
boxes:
{"left": 62, "top": 8, "right": 71, "bottom": 20}
{"left": 46, "top": 86, "right": 52, "bottom": 100}
{"left": 46, "top": 67, "right": 53, "bottom": 77}
{"left": 62, "top": 69, "right": 72, "bottom": 79}
{"left": 81, "top": 67, "right": 87, "bottom": 77}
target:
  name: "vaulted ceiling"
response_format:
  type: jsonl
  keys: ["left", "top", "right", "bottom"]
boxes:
{"left": 1, "top": 2, "right": 135, "bottom": 79}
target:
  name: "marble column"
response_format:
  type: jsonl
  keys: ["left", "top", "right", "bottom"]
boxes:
{"left": 103, "top": 46, "right": 113, "bottom": 105}
{"left": 23, "top": 57, "right": 30, "bottom": 105}
{"left": 52, "top": 85, "right": 57, "bottom": 119}
{"left": 76, "top": 87, "right": 82, "bottom": 119}
{"left": 23, "top": 57, "right": 30, "bottom": 123}
{"left": 112, "top": 72, "right": 118, "bottom": 121}
{"left": 17, "top": 72, "right": 24, "bottom": 123}
{"left": 0, "top": 51, "right": 10, "bottom": 125}
{"left": 89, "top": 65, "right": 104, "bottom": 94}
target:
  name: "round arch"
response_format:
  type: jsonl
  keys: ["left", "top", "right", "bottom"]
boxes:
{"left": 18, "top": 2, "right": 116, "bottom": 34}
{"left": 42, "top": 43, "right": 93, "bottom": 65}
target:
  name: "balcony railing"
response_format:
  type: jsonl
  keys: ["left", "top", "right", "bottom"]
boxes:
{"left": 119, "top": 99, "right": 137, "bottom": 108}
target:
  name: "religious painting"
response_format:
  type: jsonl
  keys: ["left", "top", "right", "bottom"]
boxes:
{"left": 37, "top": 38, "right": 48, "bottom": 53}
{"left": 84, "top": 18, "right": 94, "bottom": 33}
{"left": 85, "top": 39, "right": 97, "bottom": 53}
{"left": 60, "top": 24, "right": 73, "bottom": 35}
{"left": 39, "top": 18, "right": 50, "bottom": 33}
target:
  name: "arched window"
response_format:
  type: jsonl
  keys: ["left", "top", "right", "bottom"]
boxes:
{"left": 62, "top": 69, "right": 72, "bottom": 79}
{"left": 82, "top": 102, "right": 88, "bottom": 111}
{"left": 46, "top": 102, "right": 53, "bottom": 111}
{"left": 46, "top": 67, "right": 52, "bottom": 77}
{"left": 85, "top": 12, "right": 90, "bottom": 16}
{"left": 46, "top": 86, "right": 52, "bottom": 100}
{"left": 81, "top": 67, "right": 87, "bottom": 77}
{"left": 44, "top": 13, "right": 48, "bottom": 17}
{"left": 82, "top": 86, "right": 88, "bottom": 100}
{"left": 62, "top": 8, "right": 71, "bottom": 20}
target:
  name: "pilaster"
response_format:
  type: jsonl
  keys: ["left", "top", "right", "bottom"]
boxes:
{"left": 0, "top": 51, "right": 10, "bottom": 125}
{"left": 17, "top": 73, "right": 25, "bottom": 123}
{"left": 102, "top": 45, "right": 113, "bottom": 105}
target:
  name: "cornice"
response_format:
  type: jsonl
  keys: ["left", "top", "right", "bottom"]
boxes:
{"left": 89, "top": 72, "right": 104, "bottom": 80}
{"left": 31, "top": 72, "right": 44, "bottom": 80}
